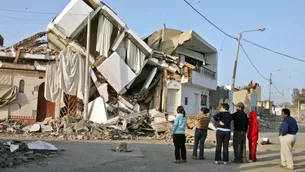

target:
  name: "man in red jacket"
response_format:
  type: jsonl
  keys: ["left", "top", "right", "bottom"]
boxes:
{"left": 248, "top": 111, "right": 259, "bottom": 162}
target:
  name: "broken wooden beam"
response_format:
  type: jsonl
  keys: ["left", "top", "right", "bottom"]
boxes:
{"left": 184, "top": 62, "right": 196, "bottom": 70}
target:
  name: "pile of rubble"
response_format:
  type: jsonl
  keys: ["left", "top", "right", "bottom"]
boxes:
{"left": 0, "top": 113, "right": 219, "bottom": 147}
{"left": 0, "top": 140, "right": 60, "bottom": 168}
{"left": 258, "top": 115, "right": 278, "bottom": 130}
{"left": 0, "top": 110, "right": 176, "bottom": 141}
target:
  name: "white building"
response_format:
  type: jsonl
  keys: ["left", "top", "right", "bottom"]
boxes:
{"left": 144, "top": 28, "right": 218, "bottom": 115}
{"left": 0, "top": 45, "right": 57, "bottom": 124}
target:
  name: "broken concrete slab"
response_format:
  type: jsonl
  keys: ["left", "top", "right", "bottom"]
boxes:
{"left": 0, "top": 140, "right": 61, "bottom": 169}
{"left": 141, "top": 67, "right": 157, "bottom": 91}
{"left": 118, "top": 96, "right": 134, "bottom": 110}
{"left": 96, "top": 52, "right": 137, "bottom": 93}
{"left": 96, "top": 83, "right": 109, "bottom": 102}
{"left": 27, "top": 141, "right": 57, "bottom": 151}
{"left": 88, "top": 97, "right": 108, "bottom": 124}
{"left": 151, "top": 122, "right": 171, "bottom": 133}
{"left": 30, "top": 123, "right": 41, "bottom": 132}
{"left": 41, "top": 124, "right": 53, "bottom": 133}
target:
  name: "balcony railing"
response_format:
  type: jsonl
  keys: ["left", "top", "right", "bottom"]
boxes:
{"left": 195, "top": 66, "right": 216, "bottom": 78}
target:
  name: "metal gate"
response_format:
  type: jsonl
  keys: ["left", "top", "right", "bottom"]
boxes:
{"left": 60, "top": 93, "right": 78, "bottom": 117}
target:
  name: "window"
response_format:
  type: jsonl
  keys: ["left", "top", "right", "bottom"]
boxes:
{"left": 19, "top": 80, "right": 25, "bottom": 93}
{"left": 184, "top": 97, "right": 188, "bottom": 105}
{"left": 201, "top": 94, "right": 207, "bottom": 106}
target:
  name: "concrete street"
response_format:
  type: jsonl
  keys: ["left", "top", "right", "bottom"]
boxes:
{"left": 1, "top": 123, "right": 305, "bottom": 172}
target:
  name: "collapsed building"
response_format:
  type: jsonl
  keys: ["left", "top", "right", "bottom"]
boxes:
{"left": 0, "top": 0, "right": 220, "bottom": 142}
{"left": 233, "top": 80, "right": 261, "bottom": 114}
{"left": 44, "top": 0, "right": 219, "bottom": 123}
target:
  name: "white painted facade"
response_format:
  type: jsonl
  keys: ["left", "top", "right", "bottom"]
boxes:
{"left": 165, "top": 33, "right": 218, "bottom": 116}
{"left": 0, "top": 69, "right": 45, "bottom": 120}
{"left": 181, "top": 83, "right": 210, "bottom": 116}
{"left": 166, "top": 80, "right": 211, "bottom": 116}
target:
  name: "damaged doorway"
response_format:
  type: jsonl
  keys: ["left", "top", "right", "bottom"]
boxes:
{"left": 36, "top": 82, "right": 56, "bottom": 122}
{"left": 167, "top": 89, "right": 179, "bottom": 114}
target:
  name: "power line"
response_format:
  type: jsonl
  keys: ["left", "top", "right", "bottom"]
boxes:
{"left": 273, "top": 84, "right": 283, "bottom": 96}
{"left": 0, "top": 14, "right": 48, "bottom": 22}
{"left": 240, "top": 44, "right": 269, "bottom": 80}
{"left": 242, "top": 38, "right": 305, "bottom": 63}
{"left": 0, "top": 8, "right": 87, "bottom": 16}
{"left": 218, "top": 35, "right": 227, "bottom": 57}
{"left": 183, "top": 0, "right": 236, "bottom": 40}
{"left": 183, "top": 0, "right": 305, "bottom": 63}
{"left": 0, "top": 8, "right": 58, "bottom": 15}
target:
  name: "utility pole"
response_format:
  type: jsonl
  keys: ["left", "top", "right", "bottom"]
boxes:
{"left": 298, "top": 100, "right": 300, "bottom": 121}
{"left": 230, "top": 28, "right": 265, "bottom": 113}
{"left": 83, "top": 12, "right": 91, "bottom": 120}
{"left": 268, "top": 72, "right": 272, "bottom": 111}
{"left": 230, "top": 33, "right": 242, "bottom": 113}
{"left": 282, "top": 90, "right": 284, "bottom": 108}
{"left": 268, "top": 69, "right": 281, "bottom": 114}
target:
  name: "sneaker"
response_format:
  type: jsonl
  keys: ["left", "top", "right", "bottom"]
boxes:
{"left": 191, "top": 156, "right": 197, "bottom": 160}
{"left": 231, "top": 160, "right": 241, "bottom": 163}
{"left": 279, "top": 164, "right": 286, "bottom": 168}
{"left": 173, "top": 160, "right": 181, "bottom": 164}
{"left": 215, "top": 161, "right": 219, "bottom": 164}
{"left": 180, "top": 160, "right": 186, "bottom": 163}
{"left": 224, "top": 162, "right": 229, "bottom": 165}
{"left": 198, "top": 157, "right": 206, "bottom": 160}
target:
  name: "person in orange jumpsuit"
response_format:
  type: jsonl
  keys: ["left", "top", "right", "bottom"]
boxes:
{"left": 248, "top": 111, "right": 259, "bottom": 162}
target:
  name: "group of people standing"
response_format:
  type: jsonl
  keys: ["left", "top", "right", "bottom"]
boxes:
{"left": 213, "top": 102, "right": 258, "bottom": 164}
{"left": 171, "top": 103, "right": 298, "bottom": 170}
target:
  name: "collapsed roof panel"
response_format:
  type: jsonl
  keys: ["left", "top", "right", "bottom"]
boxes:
{"left": 96, "top": 52, "right": 137, "bottom": 94}
{"left": 48, "top": 0, "right": 93, "bottom": 40}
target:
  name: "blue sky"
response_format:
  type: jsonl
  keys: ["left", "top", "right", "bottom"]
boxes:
{"left": 1, "top": 0, "right": 304, "bottom": 104}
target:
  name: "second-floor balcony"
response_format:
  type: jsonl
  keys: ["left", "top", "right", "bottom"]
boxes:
{"left": 182, "top": 67, "right": 217, "bottom": 90}
{"left": 195, "top": 66, "right": 216, "bottom": 79}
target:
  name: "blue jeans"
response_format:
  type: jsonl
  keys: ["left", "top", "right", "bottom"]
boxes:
{"left": 192, "top": 129, "right": 208, "bottom": 158}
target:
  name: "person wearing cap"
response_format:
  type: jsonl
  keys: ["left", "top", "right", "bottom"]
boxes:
{"left": 232, "top": 102, "right": 248, "bottom": 163}
{"left": 192, "top": 107, "right": 210, "bottom": 160}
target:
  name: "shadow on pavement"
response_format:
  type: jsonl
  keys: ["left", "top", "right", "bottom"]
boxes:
{"left": 237, "top": 151, "right": 305, "bottom": 172}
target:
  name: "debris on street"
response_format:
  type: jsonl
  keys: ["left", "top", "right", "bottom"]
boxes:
{"left": 112, "top": 142, "right": 133, "bottom": 152}
{"left": 0, "top": 112, "right": 171, "bottom": 141}
{"left": 258, "top": 115, "right": 278, "bottom": 130}
{"left": 0, "top": 140, "right": 60, "bottom": 168}
{"left": 261, "top": 137, "right": 271, "bottom": 145}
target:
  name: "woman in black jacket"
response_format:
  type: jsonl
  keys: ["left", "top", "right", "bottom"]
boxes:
{"left": 213, "top": 103, "right": 233, "bottom": 165}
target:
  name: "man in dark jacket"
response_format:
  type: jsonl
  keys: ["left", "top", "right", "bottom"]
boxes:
{"left": 232, "top": 102, "right": 248, "bottom": 163}
{"left": 279, "top": 108, "right": 298, "bottom": 170}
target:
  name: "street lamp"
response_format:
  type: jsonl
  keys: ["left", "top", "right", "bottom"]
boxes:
{"left": 230, "top": 28, "right": 265, "bottom": 112}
